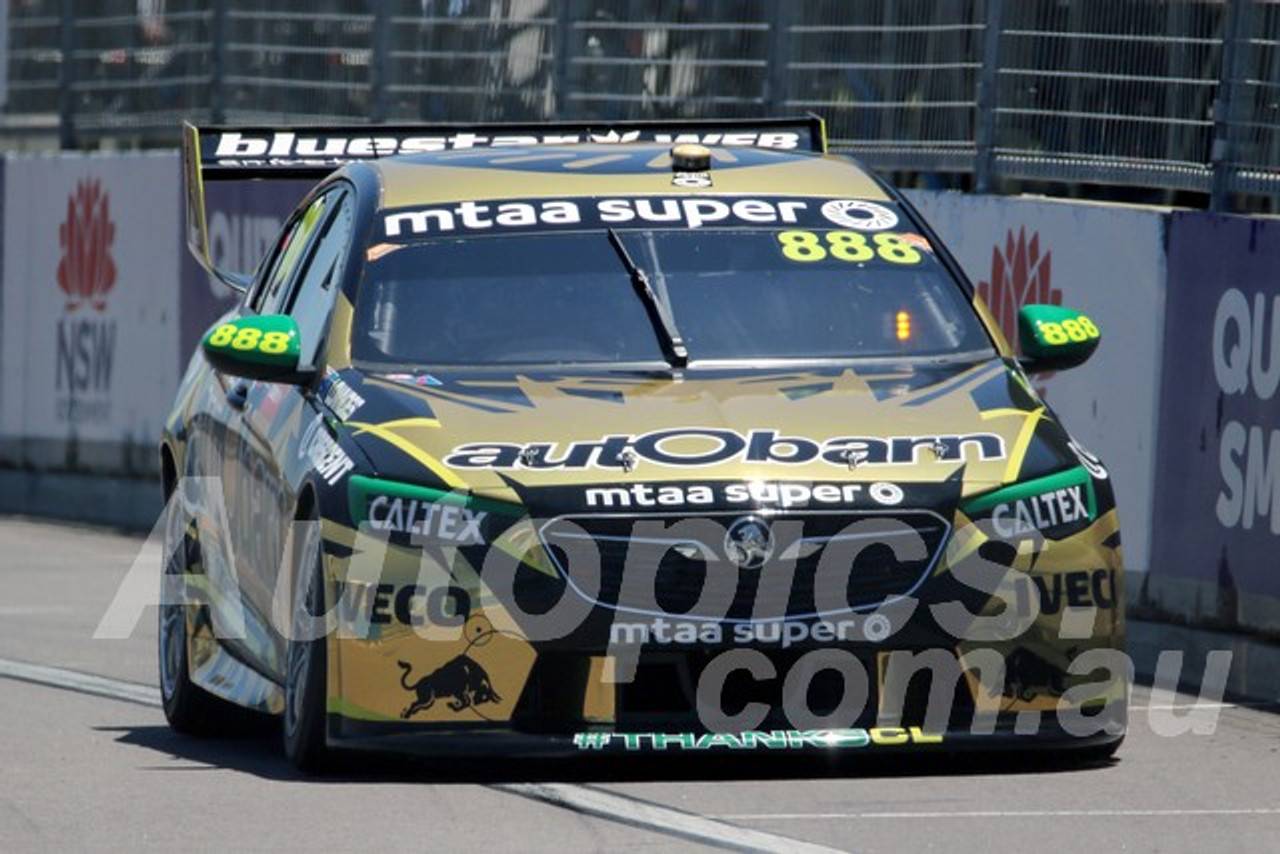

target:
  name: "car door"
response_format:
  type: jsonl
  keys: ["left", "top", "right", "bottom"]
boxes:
{"left": 207, "top": 187, "right": 349, "bottom": 677}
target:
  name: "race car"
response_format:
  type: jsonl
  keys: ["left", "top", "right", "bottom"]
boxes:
{"left": 160, "top": 117, "right": 1126, "bottom": 772}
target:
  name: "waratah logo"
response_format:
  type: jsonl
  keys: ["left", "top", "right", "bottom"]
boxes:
{"left": 978, "top": 227, "right": 1060, "bottom": 351}
{"left": 57, "top": 179, "right": 117, "bottom": 312}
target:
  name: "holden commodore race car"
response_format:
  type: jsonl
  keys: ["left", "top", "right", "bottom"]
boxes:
{"left": 160, "top": 116, "right": 1126, "bottom": 772}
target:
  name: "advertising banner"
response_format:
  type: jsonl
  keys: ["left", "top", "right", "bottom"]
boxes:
{"left": 0, "top": 153, "right": 180, "bottom": 468}
{"left": 908, "top": 192, "right": 1166, "bottom": 573}
{"left": 0, "top": 158, "right": 5, "bottom": 450}
{"left": 178, "top": 179, "right": 310, "bottom": 362}
{"left": 1150, "top": 213, "right": 1280, "bottom": 612}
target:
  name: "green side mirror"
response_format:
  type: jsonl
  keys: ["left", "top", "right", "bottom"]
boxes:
{"left": 1017, "top": 304, "right": 1101, "bottom": 373}
{"left": 202, "top": 315, "right": 310, "bottom": 383}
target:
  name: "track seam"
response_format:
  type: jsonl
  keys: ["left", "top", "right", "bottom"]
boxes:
{"left": 491, "top": 782, "right": 850, "bottom": 854}
{"left": 0, "top": 657, "right": 162, "bottom": 708}
{"left": 0, "top": 658, "right": 850, "bottom": 854}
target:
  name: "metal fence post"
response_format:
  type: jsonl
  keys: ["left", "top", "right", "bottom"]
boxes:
{"left": 974, "top": 0, "right": 1003, "bottom": 194}
{"left": 766, "top": 2, "right": 791, "bottom": 116}
{"left": 57, "top": 0, "right": 75, "bottom": 149}
{"left": 370, "top": 0, "right": 391, "bottom": 123}
{"left": 1210, "top": 0, "right": 1252, "bottom": 212}
{"left": 210, "top": 0, "right": 228, "bottom": 124}
{"left": 552, "top": 2, "right": 573, "bottom": 119}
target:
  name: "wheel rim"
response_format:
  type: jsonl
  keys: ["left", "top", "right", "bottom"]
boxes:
{"left": 159, "top": 604, "right": 185, "bottom": 700}
{"left": 284, "top": 517, "right": 323, "bottom": 740}
{"left": 159, "top": 493, "right": 188, "bottom": 701}
{"left": 284, "top": 636, "right": 311, "bottom": 738}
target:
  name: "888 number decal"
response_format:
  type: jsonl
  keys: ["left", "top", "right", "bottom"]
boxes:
{"left": 1036, "top": 315, "right": 1099, "bottom": 345}
{"left": 776, "top": 230, "right": 924, "bottom": 265}
{"left": 208, "top": 324, "right": 293, "bottom": 355}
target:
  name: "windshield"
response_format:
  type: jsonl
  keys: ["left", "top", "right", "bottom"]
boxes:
{"left": 351, "top": 228, "right": 993, "bottom": 368}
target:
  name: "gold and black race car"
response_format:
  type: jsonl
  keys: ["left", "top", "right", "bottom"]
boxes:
{"left": 160, "top": 117, "right": 1125, "bottom": 772}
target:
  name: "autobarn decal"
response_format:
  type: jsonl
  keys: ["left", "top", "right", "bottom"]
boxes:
{"left": 444, "top": 427, "right": 1005, "bottom": 471}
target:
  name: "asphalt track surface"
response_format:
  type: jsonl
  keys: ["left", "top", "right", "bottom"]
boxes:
{"left": 2, "top": 516, "right": 1279, "bottom": 853}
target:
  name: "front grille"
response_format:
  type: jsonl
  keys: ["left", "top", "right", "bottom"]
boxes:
{"left": 538, "top": 510, "right": 949, "bottom": 621}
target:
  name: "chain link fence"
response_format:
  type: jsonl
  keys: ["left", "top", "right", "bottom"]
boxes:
{"left": 5, "top": 0, "right": 1278, "bottom": 211}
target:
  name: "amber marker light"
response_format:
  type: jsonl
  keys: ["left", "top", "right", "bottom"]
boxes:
{"left": 895, "top": 310, "right": 912, "bottom": 341}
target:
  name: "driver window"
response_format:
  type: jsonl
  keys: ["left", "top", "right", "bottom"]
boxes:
{"left": 248, "top": 191, "right": 334, "bottom": 315}
{"left": 285, "top": 190, "right": 354, "bottom": 368}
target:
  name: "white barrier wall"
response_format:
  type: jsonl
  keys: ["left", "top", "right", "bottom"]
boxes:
{"left": 908, "top": 192, "right": 1166, "bottom": 573}
{"left": 0, "top": 157, "right": 1174, "bottom": 577}
{"left": 0, "top": 153, "right": 180, "bottom": 473}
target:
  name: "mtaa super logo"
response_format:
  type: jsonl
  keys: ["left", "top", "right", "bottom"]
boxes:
{"left": 55, "top": 179, "right": 118, "bottom": 423}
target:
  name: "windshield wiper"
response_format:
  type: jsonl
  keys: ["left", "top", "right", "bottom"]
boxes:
{"left": 607, "top": 228, "right": 689, "bottom": 368}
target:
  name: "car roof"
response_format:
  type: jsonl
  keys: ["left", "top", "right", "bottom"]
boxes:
{"left": 366, "top": 144, "right": 893, "bottom": 210}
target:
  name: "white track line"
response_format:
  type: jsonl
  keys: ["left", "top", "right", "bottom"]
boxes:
{"left": 717, "top": 808, "right": 1280, "bottom": 821}
{"left": 1131, "top": 703, "right": 1279, "bottom": 711}
{"left": 0, "top": 658, "right": 161, "bottom": 707}
{"left": 0, "top": 657, "right": 848, "bottom": 854}
{"left": 494, "top": 783, "right": 848, "bottom": 854}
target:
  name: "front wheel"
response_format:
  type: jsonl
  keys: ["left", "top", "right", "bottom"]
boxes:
{"left": 282, "top": 509, "right": 331, "bottom": 773}
{"left": 158, "top": 492, "right": 243, "bottom": 735}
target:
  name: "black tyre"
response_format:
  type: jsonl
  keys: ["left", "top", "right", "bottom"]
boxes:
{"left": 282, "top": 509, "right": 331, "bottom": 773}
{"left": 158, "top": 489, "right": 242, "bottom": 735}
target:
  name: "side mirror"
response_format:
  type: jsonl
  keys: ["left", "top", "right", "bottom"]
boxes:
{"left": 1016, "top": 304, "right": 1101, "bottom": 374}
{"left": 202, "top": 315, "right": 313, "bottom": 384}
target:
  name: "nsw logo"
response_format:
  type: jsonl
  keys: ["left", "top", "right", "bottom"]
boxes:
{"left": 58, "top": 179, "right": 116, "bottom": 312}
{"left": 979, "top": 226, "right": 1061, "bottom": 394}
{"left": 978, "top": 227, "right": 1061, "bottom": 353}
{"left": 55, "top": 178, "right": 118, "bottom": 422}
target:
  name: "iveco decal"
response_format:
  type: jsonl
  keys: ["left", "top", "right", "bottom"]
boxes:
{"left": 445, "top": 428, "right": 1006, "bottom": 470}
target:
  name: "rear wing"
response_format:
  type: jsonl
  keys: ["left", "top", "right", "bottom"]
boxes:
{"left": 182, "top": 116, "right": 826, "bottom": 291}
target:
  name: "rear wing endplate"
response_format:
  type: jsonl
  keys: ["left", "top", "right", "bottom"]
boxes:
{"left": 182, "top": 116, "right": 826, "bottom": 291}
{"left": 183, "top": 122, "right": 250, "bottom": 293}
